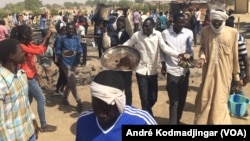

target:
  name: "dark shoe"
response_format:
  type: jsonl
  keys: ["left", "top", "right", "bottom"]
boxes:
{"left": 41, "top": 86, "right": 48, "bottom": 90}
{"left": 76, "top": 103, "right": 83, "bottom": 113}
{"left": 54, "top": 90, "right": 63, "bottom": 96}
{"left": 60, "top": 88, "right": 64, "bottom": 92}
{"left": 40, "top": 124, "right": 57, "bottom": 132}
{"left": 63, "top": 99, "right": 70, "bottom": 106}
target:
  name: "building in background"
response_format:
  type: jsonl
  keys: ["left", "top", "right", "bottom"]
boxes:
{"left": 235, "top": 0, "right": 250, "bottom": 13}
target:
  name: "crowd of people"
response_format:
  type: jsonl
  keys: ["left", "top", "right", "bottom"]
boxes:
{"left": 0, "top": 4, "right": 249, "bottom": 141}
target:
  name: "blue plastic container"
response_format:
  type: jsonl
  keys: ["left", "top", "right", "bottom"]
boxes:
{"left": 228, "top": 94, "right": 250, "bottom": 117}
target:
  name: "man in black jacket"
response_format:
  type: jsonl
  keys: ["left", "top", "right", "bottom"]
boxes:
{"left": 102, "top": 10, "right": 133, "bottom": 105}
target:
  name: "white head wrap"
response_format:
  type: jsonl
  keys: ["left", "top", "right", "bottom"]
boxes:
{"left": 210, "top": 10, "right": 228, "bottom": 21}
{"left": 210, "top": 10, "right": 228, "bottom": 34}
{"left": 90, "top": 82, "right": 126, "bottom": 113}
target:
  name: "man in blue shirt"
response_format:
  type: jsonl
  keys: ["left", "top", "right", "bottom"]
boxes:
{"left": 55, "top": 23, "right": 83, "bottom": 112}
{"left": 75, "top": 70, "right": 157, "bottom": 141}
{"left": 39, "top": 14, "right": 47, "bottom": 38}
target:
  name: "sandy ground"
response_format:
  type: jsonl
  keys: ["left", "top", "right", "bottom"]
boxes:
{"left": 31, "top": 13, "right": 250, "bottom": 141}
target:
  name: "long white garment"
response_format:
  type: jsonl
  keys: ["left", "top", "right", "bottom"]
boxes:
{"left": 194, "top": 26, "right": 240, "bottom": 124}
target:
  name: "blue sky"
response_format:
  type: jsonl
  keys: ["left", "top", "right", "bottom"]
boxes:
{"left": 0, "top": 0, "right": 87, "bottom": 8}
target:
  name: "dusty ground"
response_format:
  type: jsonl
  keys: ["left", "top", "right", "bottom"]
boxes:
{"left": 32, "top": 13, "right": 250, "bottom": 141}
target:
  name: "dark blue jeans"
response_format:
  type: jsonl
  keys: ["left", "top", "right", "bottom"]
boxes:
{"left": 41, "top": 29, "right": 47, "bottom": 38}
{"left": 192, "top": 28, "right": 197, "bottom": 46}
{"left": 136, "top": 73, "right": 158, "bottom": 116}
{"left": 166, "top": 70, "right": 190, "bottom": 125}
{"left": 196, "top": 21, "right": 201, "bottom": 34}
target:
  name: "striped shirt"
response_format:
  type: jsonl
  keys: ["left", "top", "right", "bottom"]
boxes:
{"left": 76, "top": 105, "right": 157, "bottom": 141}
{"left": 0, "top": 67, "right": 34, "bottom": 141}
{"left": 238, "top": 33, "right": 248, "bottom": 74}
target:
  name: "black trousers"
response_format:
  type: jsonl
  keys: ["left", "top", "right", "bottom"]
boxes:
{"left": 134, "top": 23, "right": 139, "bottom": 33}
{"left": 95, "top": 38, "right": 103, "bottom": 58}
{"left": 56, "top": 64, "right": 67, "bottom": 91}
{"left": 81, "top": 43, "right": 87, "bottom": 65}
{"left": 166, "top": 70, "right": 190, "bottom": 124}
{"left": 116, "top": 71, "right": 133, "bottom": 105}
{"left": 136, "top": 73, "right": 158, "bottom": 116}
{"left": 41, "top": 29, "right": 47, "bottom": 38}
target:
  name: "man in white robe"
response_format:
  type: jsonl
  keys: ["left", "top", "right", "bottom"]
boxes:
{"left": 194, "top": 9, "right": 241, "bottom": 124}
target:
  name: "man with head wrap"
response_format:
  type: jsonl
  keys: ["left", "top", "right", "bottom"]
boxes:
{"left": 75, "top": 70, "right": 157, "bottom": 141}
{"left": 194, "top": 9, "right": 241, "bottom": 124}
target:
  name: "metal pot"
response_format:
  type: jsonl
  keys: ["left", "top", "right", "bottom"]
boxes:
{"left": 95, "top": 3, "right": 113, "bottom": 21}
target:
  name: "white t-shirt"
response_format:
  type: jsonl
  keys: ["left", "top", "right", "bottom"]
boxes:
{"left": 195, "top": 11, "right": 201, "bottom": 21}
{"left": 76, "top": 25, "right": 86, "bottom": 43}
{"left": 55, "top": 15, "right": 63, "bottom": 25}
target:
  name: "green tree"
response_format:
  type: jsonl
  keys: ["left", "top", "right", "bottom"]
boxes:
{"left": 64, "top": 2, "right": 74, "bottom": 9}
{"left": 117, "top": 0, "right": 133, "bottom": 8}
{"left": 3, "top": 2, "right": 25, "bottom": 14}
{"left": 85, "top": 0, "right": 94, "bottom": 6}
{"left": 0, "top": 9, "right": 8, "bottom": 18}
{"left": 51, "top": 4, "right": 63, "bottom": 9}
{"left": 225, "top": 0, "right": 235, "bottom": 6}
{"left": 50, "top": 9, "right": 59, "bottom": 17}
{"left": 135, "top": 0, "right": 144, "bottom": 3}
{"left": 44, "top": 4, "right": 52, "bottom": 9}
{"left": 85, "top": 0, "right": 109, "bottom": 7}
{"left": 24, "top": 0, "right": 41, "bottom": 11}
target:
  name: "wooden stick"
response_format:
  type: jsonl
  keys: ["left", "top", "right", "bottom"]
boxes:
{"left": 83, "top": 35, "right": 102, "bottom": 38}
{"left": 237, "top": 17, "right": 240, "bottom": 31}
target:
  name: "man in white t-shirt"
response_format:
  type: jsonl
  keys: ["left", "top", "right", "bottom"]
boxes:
{"left": 195, "top": 7, "right": 201, "bottom": 34}
{"left": 55, "top": 12, "right": 63, "bottom": 24}
{"left": 76, "top": 16, "right": 87, "bottom": 66}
